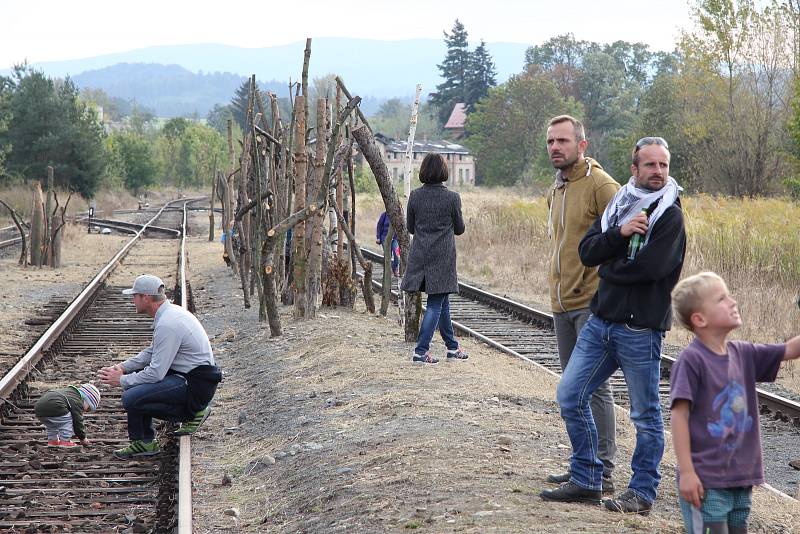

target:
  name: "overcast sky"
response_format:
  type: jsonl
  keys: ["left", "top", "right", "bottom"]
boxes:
{"left": 2, "top": 0, "right": 695, "bottom": 69}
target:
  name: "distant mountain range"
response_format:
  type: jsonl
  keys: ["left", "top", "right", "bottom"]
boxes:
{"left": 2, "top": 38, "right": 531, "bottom": 117}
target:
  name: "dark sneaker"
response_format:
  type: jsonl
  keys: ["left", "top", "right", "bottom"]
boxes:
{"left": 539, "top": 482, "right": 601, "bottom": 504}
{"left": 546, "top": 472, "right": 570, "bottom": 484}
{"left": 546, "top": 472, "right": 614, "bottom": 494}
{"left": 113, "top": 440, "right": 160, "bottom": 459}
{"left": 446, "top": 347, "right": 469, "bottom": 360}
{"left": 604, "top": 490, "right": 652, "bottom": 515}
{"left": 175, "top": 406, "right": 211, "bottom": 436}
{"left": 412, "top": 352, "right": 439, "bottom": 365}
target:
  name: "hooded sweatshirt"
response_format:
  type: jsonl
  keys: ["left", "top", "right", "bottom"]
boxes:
{"left": 547, "top": 157, "right": 619, "bottom": 313}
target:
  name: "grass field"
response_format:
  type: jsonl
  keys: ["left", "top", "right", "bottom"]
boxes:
{"left": 355, "top": 187, "right": 800, "bottom": 394}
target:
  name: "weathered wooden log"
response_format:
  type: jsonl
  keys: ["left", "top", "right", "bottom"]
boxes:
{"left": 305, "top": 99, "right": 328, "bottom": 319}
{"left": 301, "top": 38, "right": 311, "bottom": 143}
{"left": 347, "top": 129, "right": 357, "bottom": 277}
{"left": 260, "top": 96, "right": 361, "bottom": 332}
{"left": 225, "top": 120, "right": 238, "bottom": 274}
{"left": 29, "top": 183, "right": 45, "bottom": 267}
{"left": 43, "top": 166, "right": 53, "bottom": 264}
{"left": 50, "top": 206, "right": 65, "bottom": 268}
{"left": 335, "top": 86, "right": 345, "bottom": 261}
{"left": 48, "top": 191, "right": 71, "bottom": 268}
{"left": 329, "top": 194, "right": 373, "bottom": 313}
{"left": 335, "top": 76, "right": 372, "bottom": 133}
{"left": 209, "top": 156, "right": 216, "bottom": 242}
{"left": 236, "top": 76, "right": 256, "bottom": 309}
{"left": 0, "top": 199, "right": 28, "bottom": 266}
{"left": 351, "top": 124, "right": 419, "bottom": 341}
{"left": 291, "top": 95, "right": 308, "bottom": 318}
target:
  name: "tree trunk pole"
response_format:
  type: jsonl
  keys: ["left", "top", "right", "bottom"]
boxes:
{"left": 329, "top": 195, "right": 374, "bottom": 313}
{"left": 236, "top": 75, "right": 256, "bottom": 309}
{"left": 292, "top": 95, "right": 308, "bottom": 318}
{"left": 260, "top": 97, "right": 359, "bottom": 329}
{"left": 352, "top": 124, "right": 420, "bottom": 341}
{"left": 0, "top": 199, "right": 28, "bottom": 266}
{"left": 347, "top": 128, "right": 357, "bottom": 277}
{"left": 225, "top": 120, "right": 239, "bottom": 274}
{"left": 335, "top": 76, "right": 373, "bottom": 133}
{"left": 209, "top": 154, "right": 216, "bottom": 242}
{"left": 44, "top": 166, "right": 53, "bottom": 266}
{"left": 305, "top": 98, "right": 327, "bottom": 318}
{"left": 403, "top": 84, "right": 422, "bottom": 200}
{"left": 30, "top": 183, "right": 45, "bottom": 267}
{"left": 301, "top": 38, "right": 311, "bottom": 143}
{"left": 335, "top": 86, "right": 345, "bottom": 261}
{"left": 270, "top": 93, "right": 288, "bottom": 296}
{"left": 51, "top": 206, "right": 65, "bottom": 268}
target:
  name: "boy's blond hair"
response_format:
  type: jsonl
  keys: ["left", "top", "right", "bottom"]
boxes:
{"left": 671, "top": 271, "right": 726, "bottom": 332}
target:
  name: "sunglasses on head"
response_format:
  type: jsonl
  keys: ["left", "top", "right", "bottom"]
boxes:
{"left": 635, "top": 137, "right": 669, "bottom": 150}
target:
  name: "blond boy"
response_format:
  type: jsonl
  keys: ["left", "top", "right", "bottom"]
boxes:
{"left": 669, "top": 272, "right": 800, "bottom": 533}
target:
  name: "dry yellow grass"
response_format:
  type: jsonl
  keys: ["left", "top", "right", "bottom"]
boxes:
{"left": 355, "top": 188, "right": 800, "bottom": 395}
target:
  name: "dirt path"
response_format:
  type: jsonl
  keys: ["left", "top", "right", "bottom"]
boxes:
{"left": 185, "top": 239, "right": 800, "bottom": 533}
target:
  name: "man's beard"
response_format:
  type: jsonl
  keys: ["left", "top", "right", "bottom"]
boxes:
{"left": 553, "top": 153, "right": 579, "bottom": 170}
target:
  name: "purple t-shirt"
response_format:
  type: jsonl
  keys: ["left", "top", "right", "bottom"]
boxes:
{"left": 669, "top": 338, "right": 784, "bottom": 488}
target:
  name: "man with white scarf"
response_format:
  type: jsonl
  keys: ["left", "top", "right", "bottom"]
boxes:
{"left": 540, "top": 137, "right": 686, "bottom": 516}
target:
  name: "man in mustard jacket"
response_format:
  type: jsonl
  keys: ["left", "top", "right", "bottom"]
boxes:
{"left": 544, "top": 115, "right": 620, "bottom": 493}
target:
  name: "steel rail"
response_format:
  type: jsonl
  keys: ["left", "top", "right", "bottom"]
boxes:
{"left": 359, "top": 248, "right": 800, "bottom": 426}
{"left": 76, "top": 217, "right": 181, "bottom": 237}
{"left": 360, "top": 246, "right": 800, "bottom": 501}
{"left": 0, "top": 200, "right": 182, "bottom": 399}
{"left": 0, "top": 236, "right": 22, "bottom": 249}
{"left": 177, "top": 202, "right": 193, "bottom": 534}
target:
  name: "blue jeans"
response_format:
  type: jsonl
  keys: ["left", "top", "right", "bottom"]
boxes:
{"left": 390, "top": 237, "right": 400, "bottom": 273}
{"left": 122, "top": 374, "right": 190, "bottom": 441}
{"left": 556, "top": 315, "right": 664, "bottom": 503}
{"left": 415, "top": 293, "right": 458, "bottom": 355}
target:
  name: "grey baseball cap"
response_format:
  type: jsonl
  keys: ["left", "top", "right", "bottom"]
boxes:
{"left": 122, "top": 274, "right": 166, "bottom": 296}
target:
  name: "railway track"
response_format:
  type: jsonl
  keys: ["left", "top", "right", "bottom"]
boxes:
{"left": 360, "top": 247, "right": 800, "bottom": 498}
{"left": 0, "top": 199, "right": 203, "bottom": 532}
{"left": 0, "top": 225, "right": 25, "bottom": 252}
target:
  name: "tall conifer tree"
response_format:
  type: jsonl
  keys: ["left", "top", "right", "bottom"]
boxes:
{"left": 432, "top": 19, "right": 470, "bottom": 125}
{"left": 465, "top": 40, "right": 497, "bottom": 112}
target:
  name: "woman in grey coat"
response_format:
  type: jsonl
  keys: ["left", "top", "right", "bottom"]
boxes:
{"left": 401, "top": 153, "right": 468, "bottom": 364}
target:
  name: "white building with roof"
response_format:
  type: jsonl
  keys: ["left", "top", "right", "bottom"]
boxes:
{"left": 365, "top": 133, "right": 476, "bottom": 189}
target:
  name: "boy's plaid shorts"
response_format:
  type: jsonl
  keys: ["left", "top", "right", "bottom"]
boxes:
{"left": 679, "top": 486, "right": 752, "bottom": 532}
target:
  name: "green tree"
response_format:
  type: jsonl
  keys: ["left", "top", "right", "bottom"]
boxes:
{"left": 431, "top": 19, "right": 471, "bottom": 124}
{"left": 110, "top": 132, "right": 159, "bottom": 194}
{"left": 689, "top": 0, "right": 794, "bottom": 195}
{"left": 230, "top": 80, "right": 250, "bottom": 130}
{"left": 465, "top": 40, "right": 497, "bottom": 112}
{"left": 0, "top": 75, "right": 12, "bottom": 181}
{"left": 0, "top": 65, "right": 106, "bottom": 196}
{"left": 369, "top": 99, "right": 442, "bottom": 140}
{"left": 578, "top": 51, "right": 636, "bottom": 177}
{"left": 163, "top": 117, "right": 190, "bottom": 139}
{"left": 155, "top": 121, "right": 226, "bottom": 189}
{"left": 464, "top": 70, "right": 579, "bottom": 185}
{"left": 127, "top": 104, "right": 155, "bottom": 135}
{"left": 524, "top": 33, "right": 589, "bottom": 100}
{"left": 791, "top": 76, "right": 800, "bottom": 157}
{"left": 206, "top": 103, "right": 234, "bottom": 135}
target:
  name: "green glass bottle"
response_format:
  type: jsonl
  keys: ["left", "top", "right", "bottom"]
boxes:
{"left": 627, "top": 208, "right": 648, "bottom": 260}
